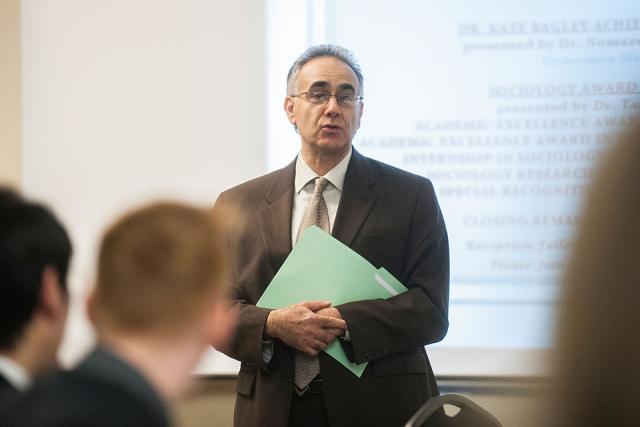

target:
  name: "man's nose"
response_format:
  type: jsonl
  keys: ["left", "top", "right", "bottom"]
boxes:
{"left": 323, "top": 96, "right": 342, "bottom": 117}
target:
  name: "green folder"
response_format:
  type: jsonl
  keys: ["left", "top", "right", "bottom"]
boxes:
{"left": 257, "top": 226, "right": 407, "bottom": 377}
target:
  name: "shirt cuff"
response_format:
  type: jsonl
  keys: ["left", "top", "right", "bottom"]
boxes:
{"left": 261, "top": 339, "right": 274, "bottom": 364}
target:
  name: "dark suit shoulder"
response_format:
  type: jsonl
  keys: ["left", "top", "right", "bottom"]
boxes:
{"left": 0, "top": 374, "right": 20, "bottom": 411}
{"left": 223, "top": 169, "right": 279, "bottom": 195}
{"left": 1, "top": 370, "right": 168, "bottom": 427}
{"left": 354, "top": 152, "right": 435, "bottom": 202}
{"left": 1, "top": 350, "right": 169, "bottom": 427}
{"left": 216, "top": 159, "right": 296, "bottom": 215}
{"left": 222, "top": 163, "right": 293, "bottom": 198}
{"left": 366, "top": 155, "right": 431, "bottom": 185}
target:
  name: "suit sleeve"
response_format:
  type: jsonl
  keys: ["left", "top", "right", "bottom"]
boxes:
{"left": 213, "top": 192, "right": 275, "bottom": 368}
{"left": 336, "top": 180, "right": 449, "bottom": 365}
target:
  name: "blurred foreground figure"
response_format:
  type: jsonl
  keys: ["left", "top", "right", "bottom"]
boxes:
{"left": 1, "top": 202, "right": 234, "bottom": 426}
{"left": 555, "top": 123, "right": 640, "bottom": 427}
{"left": 0, "top": 188, "right": 71, "bottom": 405}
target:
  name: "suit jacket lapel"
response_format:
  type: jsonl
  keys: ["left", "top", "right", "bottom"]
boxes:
{"left": 257, "top": 159, "right": 295, "bottom": 276}
{"left": 332, "top": 149, "right": 377, "bottom": 247}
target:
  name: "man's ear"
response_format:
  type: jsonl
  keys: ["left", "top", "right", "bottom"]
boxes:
{"left": 356, "top": 102, "right": 364, "bottom": 129}
{"left": 38, "top": 266, "right": 67, "bottom": 320}
{"left": 284, "top": 96, "right": 296, "bottom": 125}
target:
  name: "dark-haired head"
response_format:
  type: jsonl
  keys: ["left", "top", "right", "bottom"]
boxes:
{"left": 0, "top": 188, "right": 72, "bottom": 350}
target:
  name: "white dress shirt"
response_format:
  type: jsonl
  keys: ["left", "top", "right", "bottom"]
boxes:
{"left": 291, "top": 148, "right": 352, "bottom": 246}
{"left": 0, "top": 355, "right": 31, "bottom": 391}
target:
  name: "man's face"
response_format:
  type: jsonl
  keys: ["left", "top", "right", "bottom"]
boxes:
{"left": 285, "top": 56, "right": 363, "bottom": 157}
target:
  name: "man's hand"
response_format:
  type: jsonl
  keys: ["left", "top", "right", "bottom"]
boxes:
{"left": 265, "top": 301, "right": 347, "bottom": 356}
{"left": 315, "top": 307, "right": 347, "bottom": 337}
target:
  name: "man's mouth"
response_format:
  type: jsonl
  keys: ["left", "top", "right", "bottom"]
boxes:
{"left": 321, "top": 124, "right": 341, "bottom": 130}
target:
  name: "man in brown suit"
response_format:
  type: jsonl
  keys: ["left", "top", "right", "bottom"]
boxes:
{"left": 215, "top": 45, "right": 449, "bottom": 427}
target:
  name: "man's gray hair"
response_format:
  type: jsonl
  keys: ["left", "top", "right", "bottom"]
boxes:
{"left": 286, "top": 44, "right": 364, "bottom": 96}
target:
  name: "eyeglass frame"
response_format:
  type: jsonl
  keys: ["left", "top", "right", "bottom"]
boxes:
{"left": 289, "top": 89, "right": 364, "bottom": 107}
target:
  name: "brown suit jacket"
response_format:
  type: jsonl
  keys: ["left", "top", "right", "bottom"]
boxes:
{"left": 214, "top": 149, "right": 449, "bottom": 427}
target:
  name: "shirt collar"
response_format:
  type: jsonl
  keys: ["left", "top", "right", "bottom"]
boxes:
{"left": 0, "top": 354, "right": 31, "bottom": 391}
{"left": 295, "top": 147, "right": 352, "bottom": 194}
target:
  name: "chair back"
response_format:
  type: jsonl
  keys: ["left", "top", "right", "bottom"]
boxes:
{"left": 404, "top": 393, "right": 502, "bottom": 427}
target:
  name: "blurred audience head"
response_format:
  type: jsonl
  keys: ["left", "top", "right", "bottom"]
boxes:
{"left": 90, "top": 201, "right": 232, "bottom": 352}
{"left": 0, "top": 187, "right": 72, "bottom": 376}
{"left": 555, "top": 123, "right": 640, "bottom": 426}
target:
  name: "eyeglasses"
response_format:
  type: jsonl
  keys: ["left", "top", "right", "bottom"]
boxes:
{"left": 290, "top": 89, "right": 363, "bottom": 107}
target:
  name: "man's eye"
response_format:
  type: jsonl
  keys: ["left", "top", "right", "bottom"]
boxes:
{"left": 309, "top": 91, "right": 329, "bottom": 101}
{"left": 338, "top": 93, "right": 356, "bottom": 103}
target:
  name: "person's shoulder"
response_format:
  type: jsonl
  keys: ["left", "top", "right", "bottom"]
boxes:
{"left": 0, "top": 374, "right": 21, "bottom": 416}
{"left": 0, "top": 370, "right": 75, "bottom": 425}
{"left": 356, "top": 151, "right": 434, "bottom": 190}
{"left": 225, "top": 168, "right": 285, "bottom": 194}
{"left": 1, "top": 369, "right": 168, "bottom": 427}
{"left": 218, "top": 160, "right": 295, "bottom": 203}
{"left": 0, "top": 373, "right": 18, "bottom": 397}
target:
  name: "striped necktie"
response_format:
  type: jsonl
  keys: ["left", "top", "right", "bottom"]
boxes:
{"left": 293, "top": 176, "right": 330, "bottom": 393}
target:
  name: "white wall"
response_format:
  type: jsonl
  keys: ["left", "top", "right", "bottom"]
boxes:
{"left": 21, "top": 0, "right": 266, "bottom": 366}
